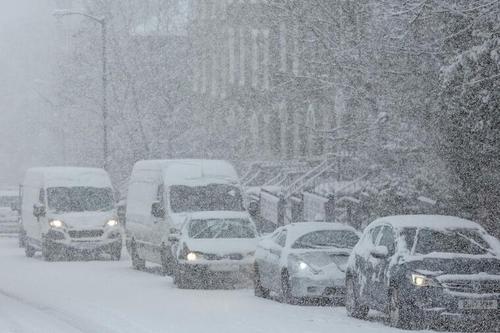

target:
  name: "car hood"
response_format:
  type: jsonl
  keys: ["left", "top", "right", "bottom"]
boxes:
{"left": 184, "top": 238, "right": 257, "bottom": 255}
{"left": 49, "top": 211, "right": 115, "bottom": 229}
{"left": 407, "top": 256, "right": 500, "bottom": 275}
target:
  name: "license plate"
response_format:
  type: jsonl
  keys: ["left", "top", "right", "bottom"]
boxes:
{"left": 459, "top": 299, "right": 498, "bottom": 310}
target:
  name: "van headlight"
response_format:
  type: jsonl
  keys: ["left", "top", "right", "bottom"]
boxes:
{"left": 411, "top": 273, "right": 439, "bottom": 287}
{"left": 186, "top": 252, "right": 198, "bottom": 261}
{"left": 105, "top": 219, "right": 119, "bottom": 227}
{"left": 49, "top": 219, "right": 64, "bottom": 228}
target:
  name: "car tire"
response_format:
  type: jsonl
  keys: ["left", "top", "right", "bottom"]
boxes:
{"left": 389, "top": 287, "right": 420, "bottom": 330}
{"left": 280, "top": 269, "right": 296, "bottom": 304}
{"left": 174, "top": 265, "right": 192, "bottom": 289}
{"left": 345, "top": 276, "right": 369, "bottom": 319}
{"left": 24, "top": 240, "right": 35, "bottom": 258}
{"left": 253, "top": 263, "right": 270, "bottom": 298}
{"left": 130, "top": 240, "right": 146, "bottom": 270}
{"left": 160, "top": 243, "right": 173, "bottom": 276}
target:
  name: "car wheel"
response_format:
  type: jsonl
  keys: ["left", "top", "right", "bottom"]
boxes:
{"left": 160, "top": 243, "right": 173, "bottom": 276}
{"left": 280, "top": 269, "right": 296, "bottom": 304}
{"left": 24, "top": 240, "right": 35, "bottom": 258}
{"left": 389, "top": 287, "right": 420, "bottom": 329}
{"left": 253, "top": 263, "right": 270, "bottom": 298}
{"left": 174, "top": 264, "right": 192, "bottom": 289}
{"left": 130, "top": 240, "right": 146, "bottom": 270}
{"left": 346, "top": 276, "right": 369, "bottom": 319}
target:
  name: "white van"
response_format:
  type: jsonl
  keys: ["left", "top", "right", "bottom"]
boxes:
{"left": 22, "top": 167, "right": 122, "bottom": 261}
{"left": 125, "top": 159, "right": 247, "bottom": 274}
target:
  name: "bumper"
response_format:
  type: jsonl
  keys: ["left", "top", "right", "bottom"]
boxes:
{"left": 403, "top": 286, "right": 500, "bottom": 324}
{"left": 178, "top": 260, "right": 254, "bottom": 276}
{"left": 290, "top": 276, "right": 345, "bottom": 299}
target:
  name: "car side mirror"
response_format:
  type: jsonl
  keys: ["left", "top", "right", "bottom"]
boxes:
{"left": 151, "top": 201, "right": 165, "bottom": 219}
{"left": 33, "top": 203, "right": 46, "bottom": 218}
{"left": 370, "top": 245, "right": 389, "bottom": 259}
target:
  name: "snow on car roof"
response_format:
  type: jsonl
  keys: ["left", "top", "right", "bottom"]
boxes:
{"left": 285, "top": 222, "right": 359, "bottom": 245}
{"left": 369, "top": 215, "right": 483, "bottom": 231}
{"left": 26, "top": 167, "right": 112, "bottom": 188}
{"left": 187, "top": 211, "right": 251, "bottom": 221}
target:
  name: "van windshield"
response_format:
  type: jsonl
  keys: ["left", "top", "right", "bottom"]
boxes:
{"left": 47, "top": 187, "right": 114, "bottom": 213}
{"left": 170, "top": 184, "right": 244, "bottom": 213}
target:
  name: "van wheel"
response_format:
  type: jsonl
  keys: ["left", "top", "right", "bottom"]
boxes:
{"left": 160, "top": 243, "right": 173, "bottom": 276}
{"left": 109, "top": 245, "right": 121, "bottom": 261}
{"left": 346, "top": 276, "right": 369, "bottom": 319}
{"left": 24, "top": 240, "right": 35, "bottom": 258}
{"left": 130, "top": 240, "right": 145, "bottom": 270}
{"left": 254, "top": 263, "right": 269, "bottom": 298}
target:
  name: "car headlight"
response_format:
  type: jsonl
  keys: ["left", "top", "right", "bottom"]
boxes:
{"left": 49, "top": 219, "right": 64, "bottom": 228}
{"left": 186, "top": 252, "right": 198, "bottom": 261}
{"left": 105, "top": 219, "right": 119, "bottom": 227}
{"left": 411, "top": 273, "right": 439, "bottom": 287}
{"left": 289, "top": 256, "right": 318, "bottom": 275}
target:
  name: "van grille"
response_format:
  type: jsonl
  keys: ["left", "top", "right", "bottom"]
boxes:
{"left": 442, "top": 280, "right": 500, "bottom": 294}
{"left": 68, "top": 229, "right": 103, "bottom": 239}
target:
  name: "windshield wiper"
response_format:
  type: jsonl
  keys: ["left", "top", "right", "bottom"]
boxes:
{"left": 456, "top": 232, "right": 496, "bottom": 256}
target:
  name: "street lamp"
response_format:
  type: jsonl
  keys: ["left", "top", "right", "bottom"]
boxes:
{"left": 53, "top": 9, "right": 109, "bottom": 171}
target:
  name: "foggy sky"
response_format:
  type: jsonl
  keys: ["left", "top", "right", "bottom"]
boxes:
{"left": 0, "top": 0, "right": 57, "bottom": 185}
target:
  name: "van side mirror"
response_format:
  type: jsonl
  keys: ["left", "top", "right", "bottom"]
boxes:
{"left": 151, "top": 201, "right": 165, "bottom": 219}
{"left": 370, "top": 245, "right": 389, "bottom": 259}
{"left": 33, "top": 203, "right": 46, "bottom": 218}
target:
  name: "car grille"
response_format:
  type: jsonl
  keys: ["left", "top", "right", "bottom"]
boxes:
{"left": 442, "top": 280, "right": 500, "bottom": 294}
{"left": 203, "top": 253, "right": 244, "bottom": 261}
{"left": 68, "top": 229, "right": 104, "bottom": 239}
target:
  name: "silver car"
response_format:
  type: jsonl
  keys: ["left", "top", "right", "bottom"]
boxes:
{"left": 254, "top": 222, "right": 360, "bottom": 304}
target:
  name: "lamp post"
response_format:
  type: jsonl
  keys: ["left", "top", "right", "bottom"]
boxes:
{"left": 53, "top": 10, "right": 108, "bottom": 171}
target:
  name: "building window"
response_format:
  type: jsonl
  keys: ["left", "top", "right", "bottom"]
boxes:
{"left": 251, "top": 29, "right": 259, "bottom": 89}
{"left": 263, "top": 29, "right": 270, "bottom": 90}
{"left": 228, "top": 27, "right": 236, "bottom": 84}
{"left": 279, "top": 22, "right": 287, "bottom": 72}
{"left": 239, "top": 27, "right": 246, "bottom": 87}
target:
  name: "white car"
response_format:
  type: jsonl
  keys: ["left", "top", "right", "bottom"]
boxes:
{"left": 170, "top": 212, "right": 258, "bottom": 288}
{"left": 254, "top": 222, "right": 360, "bottom": 304}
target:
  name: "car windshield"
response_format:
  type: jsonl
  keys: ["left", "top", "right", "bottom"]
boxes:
{"left": 47, "top": 187, "right": 114, "bottom": 213}
{"left": 292, "top": 230, "right": 359, "bottom": 249}
{"left": 170, "top": 184, "right": 244, "bottom": 213}
{"left": 413, "top": 228, "right": 493, "bottom": 255}
{"left": 188, "top": 218, "right": 256, "bottom": 239}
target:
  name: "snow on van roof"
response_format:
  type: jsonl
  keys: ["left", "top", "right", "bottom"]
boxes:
{"left": 133, "top": 159, "right": 239, "bottom": 186}
{"left": 369, "top": 215, "right": 483, "bottom": 231}
{"left": 25, "top": 167, "right": 112, "bottom": 188}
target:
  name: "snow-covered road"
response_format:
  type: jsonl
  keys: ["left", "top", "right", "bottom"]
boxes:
{"left": 0, "top": 236, "right": 429, "bottom": 333}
